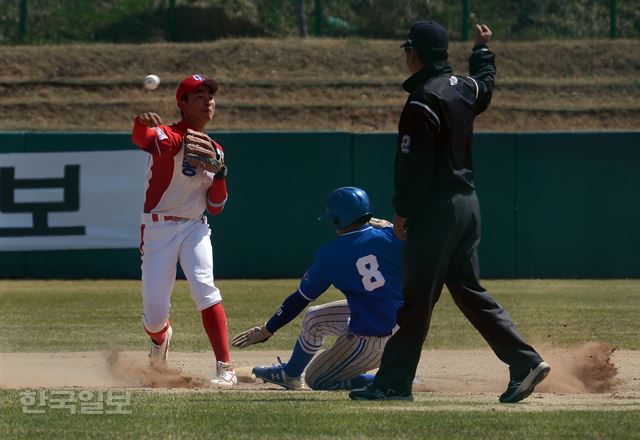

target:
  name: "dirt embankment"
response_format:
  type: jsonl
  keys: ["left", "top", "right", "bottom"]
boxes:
{"left": 1, "top": 39, "right": 638, "bottom": 132}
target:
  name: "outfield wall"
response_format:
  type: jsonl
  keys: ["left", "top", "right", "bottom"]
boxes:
{"left": 1, "top": 131, "right": 638, "bottom": 279}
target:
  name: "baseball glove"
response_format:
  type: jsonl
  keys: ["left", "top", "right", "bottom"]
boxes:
{"left": 183, "top": 128, "right": 224, "bottom": 173}
{"left": 231, "top": 324, "right": 273, "bottom": 349}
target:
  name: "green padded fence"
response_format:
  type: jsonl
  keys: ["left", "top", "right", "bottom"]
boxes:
{"left": 0, "top": 131, "right": 638, "bottom": 278}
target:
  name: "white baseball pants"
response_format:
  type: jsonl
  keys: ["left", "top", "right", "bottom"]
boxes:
{"left": 139, "top": 215, "right": 222, "bottom": 332}
{"left": 298, "top": 300, "right": 394, "bottom": 390}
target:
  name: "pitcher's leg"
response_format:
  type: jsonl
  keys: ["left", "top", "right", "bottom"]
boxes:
{"left": 179, "top": 220, "right": 221, "bottom": 310}
{"left": 140, "top": 222, "right": 179, "bottom": 365}
{"left": 140, "top": 223, "right": 179, "bottom": 340}
{"left": 179, "top": 220, "right": 229, "bottom": 363}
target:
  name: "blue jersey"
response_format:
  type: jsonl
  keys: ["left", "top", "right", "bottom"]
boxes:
{"left": 298, "top": 226, "right": 404, "bottom": 336}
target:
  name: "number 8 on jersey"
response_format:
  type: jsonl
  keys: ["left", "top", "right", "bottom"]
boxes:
{"left": 356, "top": 254, "right": 386, "bottom": 291}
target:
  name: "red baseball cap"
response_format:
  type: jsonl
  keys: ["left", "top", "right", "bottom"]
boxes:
{"left": 175, "top": 74, "right": 218, "bottom": 103}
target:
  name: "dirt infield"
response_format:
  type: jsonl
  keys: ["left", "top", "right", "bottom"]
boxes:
{"left": 2, "top": 343, "right": 639, "bottom": 409}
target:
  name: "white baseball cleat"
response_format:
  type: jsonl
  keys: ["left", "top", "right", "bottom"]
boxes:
{"left": 149, "top": 325, "right": 173, "bottom": 366}
{"left": 210, "top": 361, "right": 237, "bottom": 387}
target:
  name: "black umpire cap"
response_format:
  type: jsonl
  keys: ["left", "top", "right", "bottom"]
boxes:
{"left": 401, "top": 20, "right": 449, "bottom": 62}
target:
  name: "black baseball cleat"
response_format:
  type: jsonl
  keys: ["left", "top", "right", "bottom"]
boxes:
{"left": 499, "top": 361, "right": 551, "bottom": 403}
{"left": 349, "top": 383, "right": 414, "bottom": 401}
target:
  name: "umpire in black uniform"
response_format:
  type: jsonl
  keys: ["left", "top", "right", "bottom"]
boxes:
{"left": 350, "top": 21, "right": 550, "bottom": 403}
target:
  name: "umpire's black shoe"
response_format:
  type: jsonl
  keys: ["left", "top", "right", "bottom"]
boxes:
{"left": 499, "top": 361, "right": 551, "bottom": 403}
{"left": 349, "top": 383, "right": 413, "bottom": 401}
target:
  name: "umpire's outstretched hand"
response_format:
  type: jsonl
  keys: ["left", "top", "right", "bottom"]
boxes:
{"left": 474, "top": 24, "right": 492, "bottom": 45}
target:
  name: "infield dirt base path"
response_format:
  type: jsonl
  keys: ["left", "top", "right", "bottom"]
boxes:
{"left": 2, "top": 343, "right": 639, "bottom": 409}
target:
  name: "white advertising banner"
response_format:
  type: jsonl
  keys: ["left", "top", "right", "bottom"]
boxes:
{"left": 0, "top": 151, "right": 148, "bottom": 251}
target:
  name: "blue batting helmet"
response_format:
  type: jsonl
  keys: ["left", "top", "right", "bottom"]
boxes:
{"left": 318, "top": 187, "right": 373, "bottom": 230}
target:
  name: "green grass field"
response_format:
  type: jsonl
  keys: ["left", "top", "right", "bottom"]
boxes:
{"left": 1, "top": 279, "right": 639, "bottom": 439}
{"left": 2, "top": 391, "right": 639, "bottom": 440}
{"left": 1, "top": 279, "right": 638, "bottom": 352}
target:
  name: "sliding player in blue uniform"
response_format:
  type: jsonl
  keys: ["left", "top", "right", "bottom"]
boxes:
{"left": 232, "top": 187, "right": 403, "bottom": 390}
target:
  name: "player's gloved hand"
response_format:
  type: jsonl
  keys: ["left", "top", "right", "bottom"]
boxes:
{"left": 231, "top": 324, "right": 273, "bottom": 349}
{"left": 183, "top": 128, "right": 225, "bottom": 173}
{"left": 214, "top": 165, "right": 227, "bottom": 180}
{"left": 369, "top": 217, "right": 393, "bottom": 229}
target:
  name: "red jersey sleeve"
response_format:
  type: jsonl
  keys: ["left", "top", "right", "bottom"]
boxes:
{"left": 206, "top": 141, "right": 227, "bottom": 216}
{"left": 131, "top": 117, "right": 182, "bottom": 156}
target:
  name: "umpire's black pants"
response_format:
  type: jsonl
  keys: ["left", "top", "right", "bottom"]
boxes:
{"left": 374, "top": 190, "right": 542, "bottom": 395}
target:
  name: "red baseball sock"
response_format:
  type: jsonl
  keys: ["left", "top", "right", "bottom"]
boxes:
{"left": 201, "top": 303, "right": 230, "bottom": 363}
{"left": 145, "top": 321, "right": 170, "bottom": 346}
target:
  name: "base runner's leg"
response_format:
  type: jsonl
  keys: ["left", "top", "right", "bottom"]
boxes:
{"left": 305, "top": 331, "right": 389, "bottom": 390}
{"left": 283, "top": 300, "right": 350, "bottom": 378}
{"left": 179, "top": 218, "right": 228, "bottom": 362}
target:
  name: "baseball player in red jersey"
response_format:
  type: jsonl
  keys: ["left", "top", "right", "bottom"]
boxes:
{"left": 131, "top": 74, "right": 236, "bottom": 387}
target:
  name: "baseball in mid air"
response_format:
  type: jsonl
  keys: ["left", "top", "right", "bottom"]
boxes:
{"left": 143, "top": 74, "right": 160, "bottom": 90}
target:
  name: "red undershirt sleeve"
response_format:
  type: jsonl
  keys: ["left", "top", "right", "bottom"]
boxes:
{"left": 206, "top": 178, "right": 228, "bottom": 216}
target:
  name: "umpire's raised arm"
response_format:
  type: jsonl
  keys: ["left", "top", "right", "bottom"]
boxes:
{"left": 469, "top": 24, "right": 496, "bottom": 115}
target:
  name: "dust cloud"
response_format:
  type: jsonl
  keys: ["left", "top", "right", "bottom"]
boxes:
{"left": 106, "top": 349, "right": 207, "bottom": 388}
{"left": 538, "top": 341, "right": 620, "bottom": 393}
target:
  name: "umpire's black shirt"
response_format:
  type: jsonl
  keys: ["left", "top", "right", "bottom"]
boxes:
{"left": 393, "top": 45, "right": 496, "bottom": 218}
